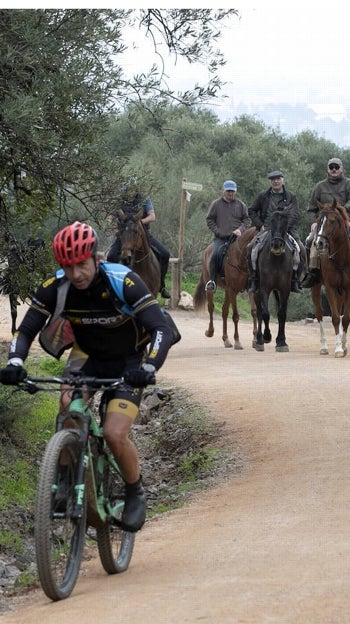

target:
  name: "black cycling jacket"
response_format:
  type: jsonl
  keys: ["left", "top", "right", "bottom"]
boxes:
{"left": 9, "top": 266, "right": 173, "bottom": 370}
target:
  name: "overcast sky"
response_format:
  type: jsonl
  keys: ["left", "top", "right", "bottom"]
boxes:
{"left": 10, "top": 2, "right": 350, "bottom": 140}
{"left": 118, "top": 0, "right": 350, "bottom": 125}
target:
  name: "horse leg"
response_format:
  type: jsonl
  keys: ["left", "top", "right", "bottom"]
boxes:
{"left": 341, "top": 309, "right": 350, "bottom": 356}
{"left": 9, "top": 294, "right": 17, "bottom": 335}
{"left": 275, "top": 294, "right": 289, "bottom": 352}
{"left": 229, "top": 292, "right": 243, "bottom": 350}
{"left": 248, "top": 291, "right": 258, "bottom": 349}
{"left": 205, "top": 292, "right": 215, "bottom": 338}
{"left": 261, "top": 291, "right": 272, "bottom": 344}
{"left": 311, "top": 284, "right": 328, "bottom": 355}
{"left": 254, "top": 292, "right": 265, "bottom": 351}
{"left": 222, "top": 291, "right": 234, "bottom": 348}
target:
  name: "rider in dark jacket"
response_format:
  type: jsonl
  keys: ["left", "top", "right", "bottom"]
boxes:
{"left": 247, "top": 171, "right": 304, "bottom": 293}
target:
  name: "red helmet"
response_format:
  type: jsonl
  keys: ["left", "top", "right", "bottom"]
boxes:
{"left": 52, "top": 221, "right": 98, "bottom": 266}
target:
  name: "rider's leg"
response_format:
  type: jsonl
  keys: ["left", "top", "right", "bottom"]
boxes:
{"left": 247, "top": 236, "right": 260, "bottom": 292}
{"left": 301, "top": 239, "right": 321, "bottom": 287}
{"left": 148, "top": 236, "right": 171, "bottom": 298}
{"left": 290, "top": 238, "right": 303, "bottom": 294}
{"left": 104, "top": 402, "right": 146, "bottom": 532}
{"left": 205, "top": 238, "right": 222, "bottom": 292}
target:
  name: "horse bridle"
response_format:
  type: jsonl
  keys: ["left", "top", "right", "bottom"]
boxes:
{"left": 315, "top": 209, "right": 347, "bottom": 259}
{"left": 119, "top": 218, "right": 151, "bottom": 264}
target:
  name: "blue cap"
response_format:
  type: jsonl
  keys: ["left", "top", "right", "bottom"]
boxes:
{"left": 223, "top": 180, "right": 237, "bottom": 191}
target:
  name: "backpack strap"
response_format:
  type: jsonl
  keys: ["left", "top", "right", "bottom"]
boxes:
{"left": 99, "top": 261, "right": 135, "bottom": 317}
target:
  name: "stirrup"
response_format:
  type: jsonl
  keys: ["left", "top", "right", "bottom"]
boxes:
{"left": 205, "top": 280, "right": 216, "bottom": 293}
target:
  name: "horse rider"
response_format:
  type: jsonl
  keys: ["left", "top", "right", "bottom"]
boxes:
{"left": 302, "top": 157, "right": 350, "bottom": 288}
{"left": 107, "top": 190, "right": 171, "bottom": 299}
{"left": 205, "top": 180, "right": 251, "bottom": 293}
{"left": 247, "top": 170, "right": 304, "bottom": 294}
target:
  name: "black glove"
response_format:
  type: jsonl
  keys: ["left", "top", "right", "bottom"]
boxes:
{"left": 124, "top": 367, "right": 156, "bottom": 388}
{"left": 0, "top": 364, "right": 27, "bottom": 385}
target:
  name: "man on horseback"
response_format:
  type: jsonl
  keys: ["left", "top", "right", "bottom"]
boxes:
{"left": 247, "top": 171, "right": 304, "bottom": 294}
{"left": 107, "top": 189, "right": 171, "bottom": 299}
{"left": 205, "top": 180, "right": 251, "bottom": 293}
{"left": 301, "top": 157, "right": 350, "bottom": 288}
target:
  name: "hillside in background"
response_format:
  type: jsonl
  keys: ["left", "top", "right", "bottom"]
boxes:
{"left": 212, "top": 102, "right": 350, "bottom": 149}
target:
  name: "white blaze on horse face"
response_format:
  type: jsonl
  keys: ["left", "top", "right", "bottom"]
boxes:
{"left": 316, "top": 216, "right": 326, "bottom": 246}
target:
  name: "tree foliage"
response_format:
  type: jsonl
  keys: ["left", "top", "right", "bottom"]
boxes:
{"left": 0, "top": 8, "right": 237, "bottom": 237}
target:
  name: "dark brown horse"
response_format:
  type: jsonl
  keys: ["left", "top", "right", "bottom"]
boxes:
{"left": 311, "top": 198, "right": 350, "bottom": 357}
{"left": 193, "top": 227, "right": 257, "bottom": 349}
{"left": 107, "top": 208, "right": 161, "bottom": 298}
{"left": 254, "top": 211, "right": 294, "bottom": 352}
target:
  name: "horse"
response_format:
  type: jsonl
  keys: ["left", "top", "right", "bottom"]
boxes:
{"left": 254, "top": 210, "right": 294, "bottom": 352}
{"left": 108, "top": 208, "right": 161, "bottom": 297}
{"left": 310, "top": 198, "right": 350, "bottom": 357}
{"left": 0, "top": 236, "right": 46, "bottom": 334}
{"left": 193, "top": 227, "right": 258, "bottom": 349}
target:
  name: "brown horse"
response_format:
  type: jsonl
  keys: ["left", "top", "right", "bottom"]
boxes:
{"left": 193, "top": 227, "right": 258, "bottom": 349}
{"left": 311, "top": 198, "right": 350, "bottom": 357}
{"left": 107, "top": 208, "right": 161, "bottom": 297}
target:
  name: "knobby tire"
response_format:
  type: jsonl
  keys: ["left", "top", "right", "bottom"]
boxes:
{"left": 35, "top": 429, "right": 86, "bottom": 601}
{"left": 96, "top": 458, "right": 135, "bottom": 573}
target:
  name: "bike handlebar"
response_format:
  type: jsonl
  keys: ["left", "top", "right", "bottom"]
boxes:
{"left": 17, "top": 375, "right": 129, "bottom": 394}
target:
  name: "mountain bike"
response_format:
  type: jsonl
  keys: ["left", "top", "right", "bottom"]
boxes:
{"left": 15, "top": 372, "right": 148, "bottom": 601}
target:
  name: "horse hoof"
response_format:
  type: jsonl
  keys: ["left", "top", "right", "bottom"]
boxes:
{"left": 254, "top": 343, "right": 265, "bottom": 351}
{"left": 234, "top": 343, "right": 243, "bottom": 350}
{"left": 320, "top": 349, "right": 329, "bottom": 355}
{"left": 275, "top": 345, "right": 289, "bottom": 352}
{"left": 263, "top": 334, "right": 272, "bottom": 343}
{"left": 224, "top": 341, "right": 233, "bottom": 348}
{"left": 205, "top": 330, "right": 214, "bottom": 338}
{"left": 335, "top": 350, "right": 345, "bottom": 358}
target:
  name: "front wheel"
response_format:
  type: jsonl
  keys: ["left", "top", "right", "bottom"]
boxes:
{"left": 35, "top": 429, "right": 86, "bottom": 601}
{"left": 96, "top": 460, "right": 135, "bottom": 574}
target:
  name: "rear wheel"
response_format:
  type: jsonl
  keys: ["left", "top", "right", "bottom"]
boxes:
{"left": 96, "top": 460, "right": 135, "bottom": 573}
{"left": 35, "top": 429, "right": 86, "bottom": 601}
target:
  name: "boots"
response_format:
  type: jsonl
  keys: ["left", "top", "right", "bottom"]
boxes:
{"left": 121, "top": 477, "right": 146, "bottom": 532}
{"left": 291, "top": 271, "right": 303, "bottom": 294}
{"left": 301, "top": 269, "right": 321, "bottom": 288}
{"left": 248, "top": 270, "right": 259, "bottom": 293}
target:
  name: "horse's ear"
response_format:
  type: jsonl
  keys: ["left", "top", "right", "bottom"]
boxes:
{"left": 332, "top": 197, "right": 337, "bottom": 210}
{"left": 315, "top": 200, "right": 323, "bottom": 212}
{"left": 117, "top": 209, "right": 125, "bottom": 220}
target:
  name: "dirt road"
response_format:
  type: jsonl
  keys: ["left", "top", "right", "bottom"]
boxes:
{"left": 2, "top": 302, "right": 350, "bottom": 623}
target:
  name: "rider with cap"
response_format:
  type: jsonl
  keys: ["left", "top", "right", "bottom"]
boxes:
{"left": 302, "top": 157, "right": 350, "bottom": 288}
{"left": 107, "top": 192, "right": 171, "bottom": 299}
{"left": 0, "top": 221, "right": 175, "bottom": 533}
{"left": 247, "top": 170, "right": 304, "bottom": 294}
{"left": 205, "top": 180, "right": 251, "bottom": 292}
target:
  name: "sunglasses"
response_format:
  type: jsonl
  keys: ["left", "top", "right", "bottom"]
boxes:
{"left": 329, "top": 164, "right": 340, "bottom": 170}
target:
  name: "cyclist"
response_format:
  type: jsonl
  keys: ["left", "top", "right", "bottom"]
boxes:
{"left": 0, "top": 221, "right": 177, "bottom": 532}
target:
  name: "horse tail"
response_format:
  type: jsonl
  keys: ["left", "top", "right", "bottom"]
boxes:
{"left": 193, "top": 272, "right": 207, "bottom": 311}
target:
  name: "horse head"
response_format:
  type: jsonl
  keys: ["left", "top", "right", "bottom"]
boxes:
{"left": 116, "top": 207, "right": 146, "bottom": 266}
{"left": 315, "top": 198, "right": 349, "bottom": 254}
{"left": 270, "top": 210, "right": 288, "bottom": 256}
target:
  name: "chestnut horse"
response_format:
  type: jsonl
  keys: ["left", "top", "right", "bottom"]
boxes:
{"left": 311, "top": 198, "right": 350, "bottom": 357}
{"left": 108, "top": 208, "right": 161, "bottom": 298}
{"left": 193, "top": 227, "right": 257, "bottom": 349}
